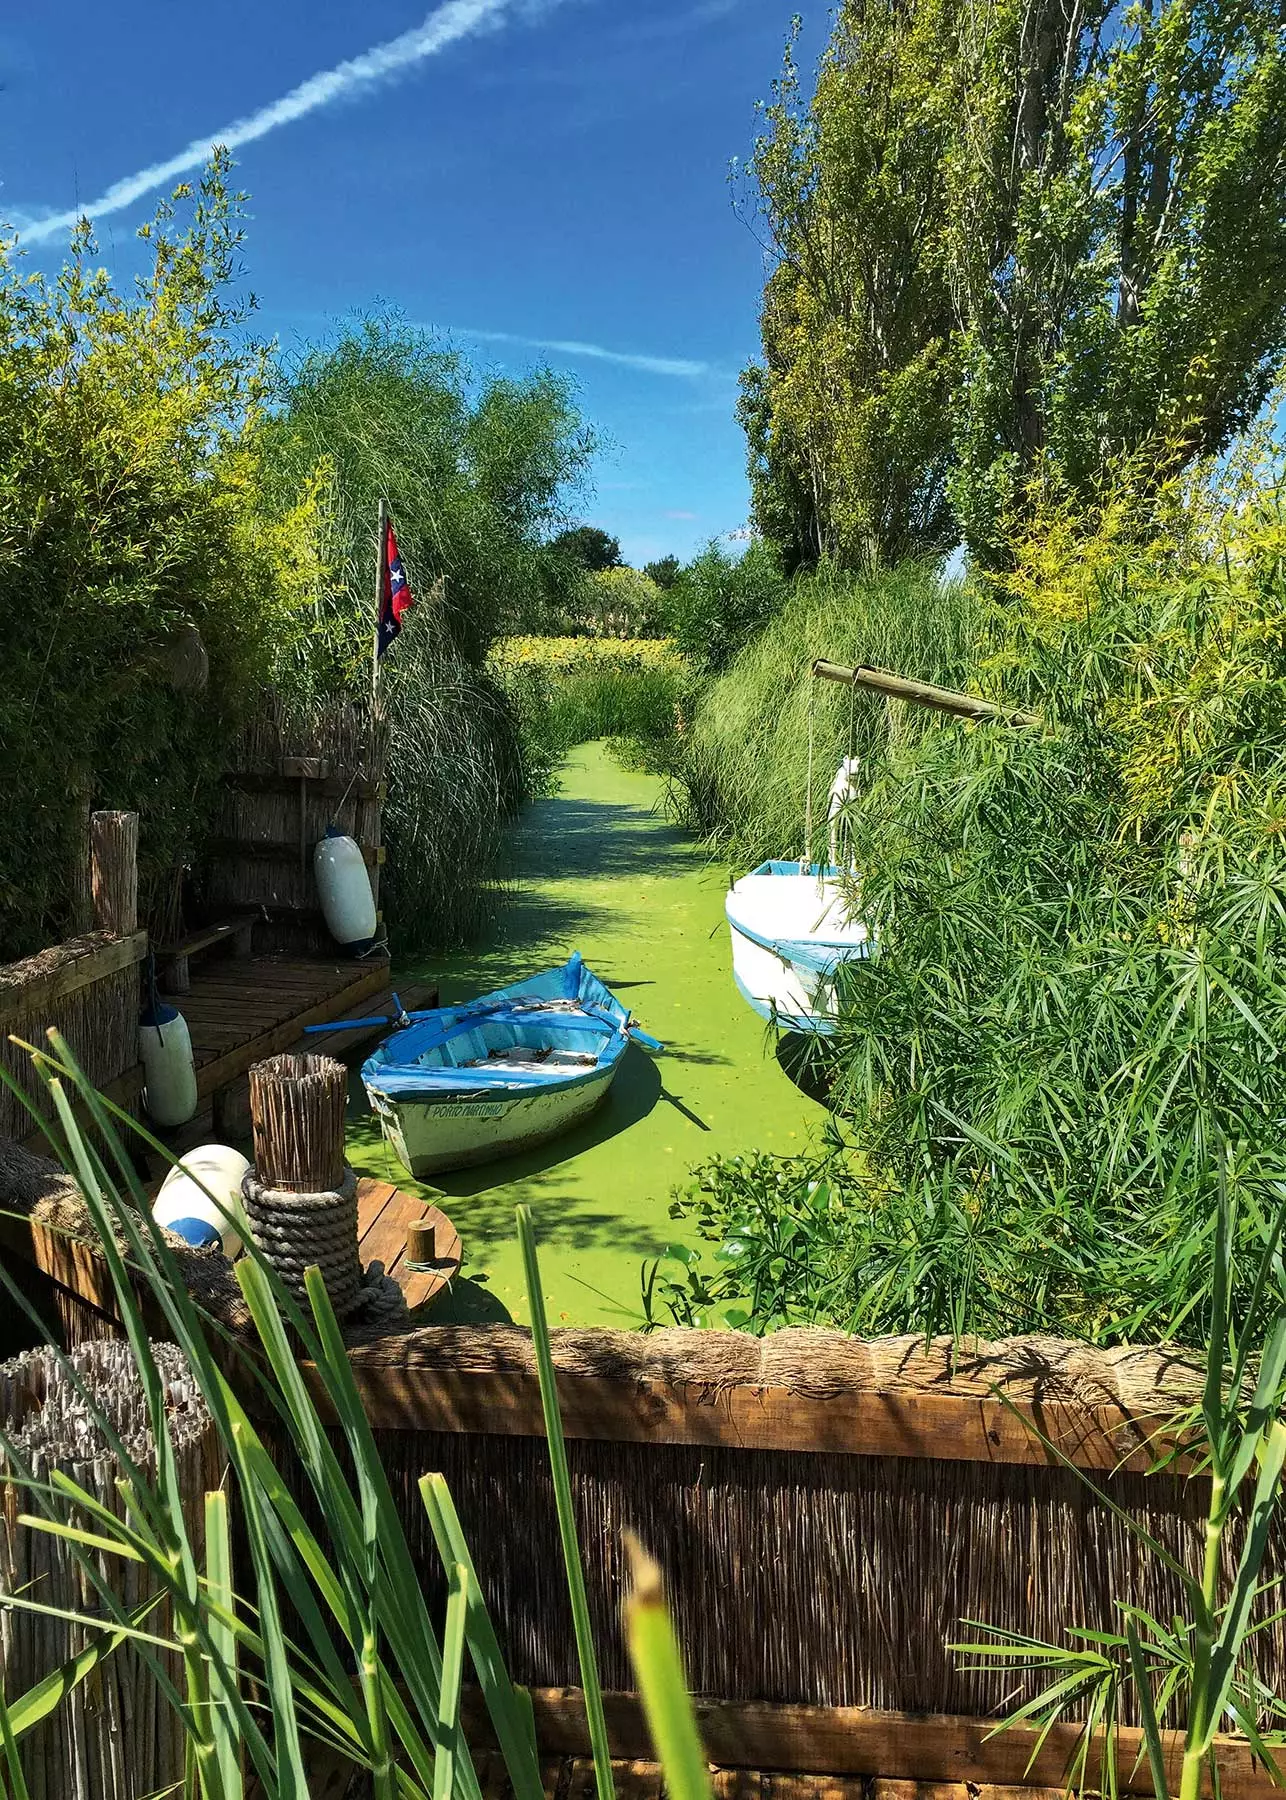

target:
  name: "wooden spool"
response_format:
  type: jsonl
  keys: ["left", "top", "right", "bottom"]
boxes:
{"left": 247, "top": 1052, "right": 347, "bottom": 1193}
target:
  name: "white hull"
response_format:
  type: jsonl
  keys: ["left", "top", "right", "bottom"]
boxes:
{"left": 366, "top": 1065, "right": 616, "bottom": 1176}
{"left": 725, "top": 866, "right": 871, "bottom": 1034}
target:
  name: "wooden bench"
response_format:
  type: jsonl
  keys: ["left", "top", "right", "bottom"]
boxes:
{"left": 156, "top": 913, "right": 258, "bottom": 993}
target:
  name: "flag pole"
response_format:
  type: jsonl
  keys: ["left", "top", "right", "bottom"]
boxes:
{"left": 372, "top": 496, "right": 389, "bottom": 710}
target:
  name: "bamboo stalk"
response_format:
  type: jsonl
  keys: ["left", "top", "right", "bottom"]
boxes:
{"left": 811, "top": 659, "right": 1040, "bottom": 727}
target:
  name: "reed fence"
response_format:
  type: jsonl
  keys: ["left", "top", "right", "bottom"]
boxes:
{"left": 201, "top": 697, "right": 388, "bottom": 953}
{"left": 0, "top": 1338, "right": 221, "bottom": 1799}
{"left": 0, "top": 813, "right": 144, "bottom": 1144}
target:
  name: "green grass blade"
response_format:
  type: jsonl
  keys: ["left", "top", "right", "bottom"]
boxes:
{"left": 1126, "top": 1617, "right": 1169, "bottom": 1800}
{"left": 622, "top": 1536, "right": 710, "bottom": 1800}
{"left": 434, "top": 1567, "right": 470, "bottom": 1800}
{"left": 205, "top": 1490, "right": 243, "bottom": 1800}
{"left": 418, "top": 1473, "right": 542, "bottom": 1800}
{"left": 516, "top": 1204, "right": 614, "bottom": 1800}
{"left": 0, "top": 1686, "right": 30, "bottom": 1800}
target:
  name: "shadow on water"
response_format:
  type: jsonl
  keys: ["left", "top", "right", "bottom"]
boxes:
{"left": 412, "top": 1040, "right": 662, "bottom": 1198}
{"left": 513, "top": 796, "right": 699, "bottom": 885}
{"left": 776, "top": 1031, "right": 835, "bottom": 1106}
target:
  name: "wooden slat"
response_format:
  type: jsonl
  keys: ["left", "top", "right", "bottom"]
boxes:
{"left": 193, "top": 962, "right": 390, "bottom": 1098}
{"left": 207, "top": 836, "right": 386, "bottom": 868}
{"left": 463, "top": 1690, "right": 1277, "bottom": 1799}
{"left": 336, "top": 1349, "right": 1181, "bottom": 1473}
{"left": 0, "top": 929, "right": 148, "bottom": 1028}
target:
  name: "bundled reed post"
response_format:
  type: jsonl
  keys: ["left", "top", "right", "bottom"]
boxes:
{"left": 90, "top": 811, "right": 139, "bottom": 937}
{"left": 0, "top": 1339, "right": 219, "bottom": 1800}
{"left": 242, "top": 1053, "right": 363, "bottom": 1316}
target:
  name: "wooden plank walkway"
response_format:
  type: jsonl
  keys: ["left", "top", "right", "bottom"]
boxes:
{"left": 182, "top": 953, "right": 392, "bottom": 1099}
{"left": 356, "top": 1176, "right": 461, "bottom": 1312}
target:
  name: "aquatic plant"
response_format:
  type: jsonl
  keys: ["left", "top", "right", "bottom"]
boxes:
{"left": 678, "top": 558, "right": 976, "bottom": 859}
{"left": 0, "top": 1038, "right": 706, "bottom": 1799}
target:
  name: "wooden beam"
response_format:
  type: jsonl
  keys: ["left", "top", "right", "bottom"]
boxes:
{"left": 336, "top": 1353, "right": 1185, "bottom": 1474}
{"left": 0, "top": 930, "right": 148, "bottom": 1029}
{"left": 193, "top": 962, "right": 391, "bottom": 1098}
{"left": 462, "top": 1691, "right": 1274, "bottom": 1799}
{"left": 206, "top": 837, "right": 386, "bottom": 868}
{"left": 811, "top": 661, "right": 1039, "bottom": 729}
{"left": 224, "top": 771, "right": 385, "bottom": 803}
{"left": 90, "top": 811, "right": 139, "bottom": 936}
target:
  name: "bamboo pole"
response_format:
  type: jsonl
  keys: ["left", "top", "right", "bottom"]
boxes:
{"left": 90, "top": 811, "right": 139, "bottom": 937}
{"left": 371, "top": 496, "right": 389, "bottom": 710}
{"left": 811, "top": 659, "right": 1040, "bottom": 728}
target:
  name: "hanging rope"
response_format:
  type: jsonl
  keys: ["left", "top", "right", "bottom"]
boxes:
{"left": 801, "top": 676, "right": 817, "bottom": 871}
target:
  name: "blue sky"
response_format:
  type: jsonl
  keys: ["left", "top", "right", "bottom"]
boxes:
{"left": 1, "top": 1, "right": 830, "bottom": 567}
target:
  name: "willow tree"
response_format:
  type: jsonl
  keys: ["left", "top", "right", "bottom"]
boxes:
{"left": 744, "top": 0, "right": 1286, "bottom": 567}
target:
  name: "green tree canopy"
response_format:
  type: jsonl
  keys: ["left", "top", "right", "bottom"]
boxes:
{"left": 744, "top": 0, "right": 1286, "bottom": 566}
{"left": 549, "top": 524, "right": 622, "bottom": 573}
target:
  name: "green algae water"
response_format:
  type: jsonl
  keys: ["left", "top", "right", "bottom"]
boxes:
{"left": 346, "top": 742, "right": 826, "bottom": 1327}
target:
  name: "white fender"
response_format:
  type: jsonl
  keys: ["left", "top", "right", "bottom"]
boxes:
{"left": 314, "top": 826, "right": 377, "bottom": 951}
{"left": 155, "top": 1144, "right": 249, "bottom": 1256}
{"left": 827, "top": 756, "right": 863, "bottom": 870}
{"left": 139, "top": 1001, "right": 198, "bottom": 1128}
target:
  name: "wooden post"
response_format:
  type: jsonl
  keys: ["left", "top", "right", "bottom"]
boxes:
{"left": 68, "top": 789, "right": 93, "bottom": 933}
{"left": 811, "top": 659, "right": 1040, "bottom": 728}
{"left": 371, "top": 496, "right": 389, "bottom": 710}
{"left": 90, "top": 810, "right": 139, "bottom": 937}
{"left": 248, "top": 1052, "right": 347, "bottom": 1193}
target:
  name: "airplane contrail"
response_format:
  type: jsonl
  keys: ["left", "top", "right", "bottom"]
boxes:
{"left": 456, "top": 326, "right": 715, "bottom": 379}
{"left": 17, "top": 0, "right": 516, "bottom": 244}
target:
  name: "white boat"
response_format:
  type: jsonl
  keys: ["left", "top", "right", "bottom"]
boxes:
{"left": 358, "top": 954, "right": 659, "bottom": 1177}
{"left": 725, "top": 861, "right": 872, "bottom": 1035}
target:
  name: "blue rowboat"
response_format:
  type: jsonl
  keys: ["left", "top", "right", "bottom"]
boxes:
{"left": 355, "top": 954, "right": 660, "bottom": 1177}
{"left": 725, "top": 861, "right": 873, "bottom": 1035}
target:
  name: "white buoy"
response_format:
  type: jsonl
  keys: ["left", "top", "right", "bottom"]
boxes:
{"left": 154, "top": 1145, "right": 249, "bottom": 1256}
{"left": 139, "top": 1000, "right": 198, "bottom": 1128}
{"left": 314, "top": 825, "right": 377, "bottom": 952}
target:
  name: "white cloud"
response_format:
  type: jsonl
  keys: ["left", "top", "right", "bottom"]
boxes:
{"left": 16, "top": 0, "right": 520, "bottom": 245}
{"left": 455, "top": 324, "right": 715, "bottom": 380}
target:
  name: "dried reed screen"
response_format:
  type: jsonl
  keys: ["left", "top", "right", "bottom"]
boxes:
{"left": 0, "top": 1340, "right": 222, "bottom": 1800}
{"left": 360, "top": 1426, "right": 1271, "bottom": 1721}
{"left": 249, "top": 1051, "right": 348, "bottom": 1191}
{"left": 0, "top": 943, "right": 136, "bottom": 1140}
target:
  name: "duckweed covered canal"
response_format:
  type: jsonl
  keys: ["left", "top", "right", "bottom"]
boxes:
{"left": 347, "top": 742, "right": 827, "bottom": 1326}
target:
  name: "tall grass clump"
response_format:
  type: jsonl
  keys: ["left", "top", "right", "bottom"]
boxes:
{"left": 679, "top": 559, "right": 977, "bottom": 860}
{"left": 657, "top": 445, "right": 1286, "bottom": 1349}
{"left": 489, "top": 636, "right": 689, "bottom": 792}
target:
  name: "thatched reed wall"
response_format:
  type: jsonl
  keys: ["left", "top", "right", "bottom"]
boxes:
{"left": 2, "top": 1158, "right": 1265, "bottom": 1734}
{"left": 0, "top": 933, "right": 144, "bottom": 1143}
{"left": 200, "top": 697, "right": 389, "bottom": 953}
{"left": 0, "top": 1339, "right": 221, "bottom": 1800}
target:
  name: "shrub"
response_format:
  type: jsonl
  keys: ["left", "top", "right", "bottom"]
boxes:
{"left": 664, "top": 539, "right": 789, "bottom": 674}
{"left": 488, "top": 636, "right": 689, "bottom": 791}
{"left": 0, "top": 160, "right": 320, "bottom": 958}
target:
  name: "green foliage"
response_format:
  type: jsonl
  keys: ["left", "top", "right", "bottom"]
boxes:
{"left": 549, "top": 524, "right": 622, "bottom": 574}
{"left": 741, "top": 10, "right": 958, "bottom": 569}
{"left": 259, "top": 320, "right": 594, "bottom": 669}
{"left": 678, "top": 558, "right": 974, "bottom": 857}
{"left": 663, "top": 455, "right": 1286, "bottom": 1348}
{"left": 643, "top": 555, "right": 681, "bottom": 591}
{"left": 489, "top": 636, "right": 688, "bottom": 794}
{"left": 0, "top": 158, "right": 316, "bottom": 958}
{"left": 743, "top": 0, "right": 1286, "bottom": 567}
{"left": 663, "top": 539, "right": 790, "bottom": 676}
{"left": 256, "top": 320, "right": 595, "bottom": 943}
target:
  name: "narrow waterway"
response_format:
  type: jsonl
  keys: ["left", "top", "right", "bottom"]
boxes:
{"left": 347, "top": 742, "right": 827, "bottom": 1327}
